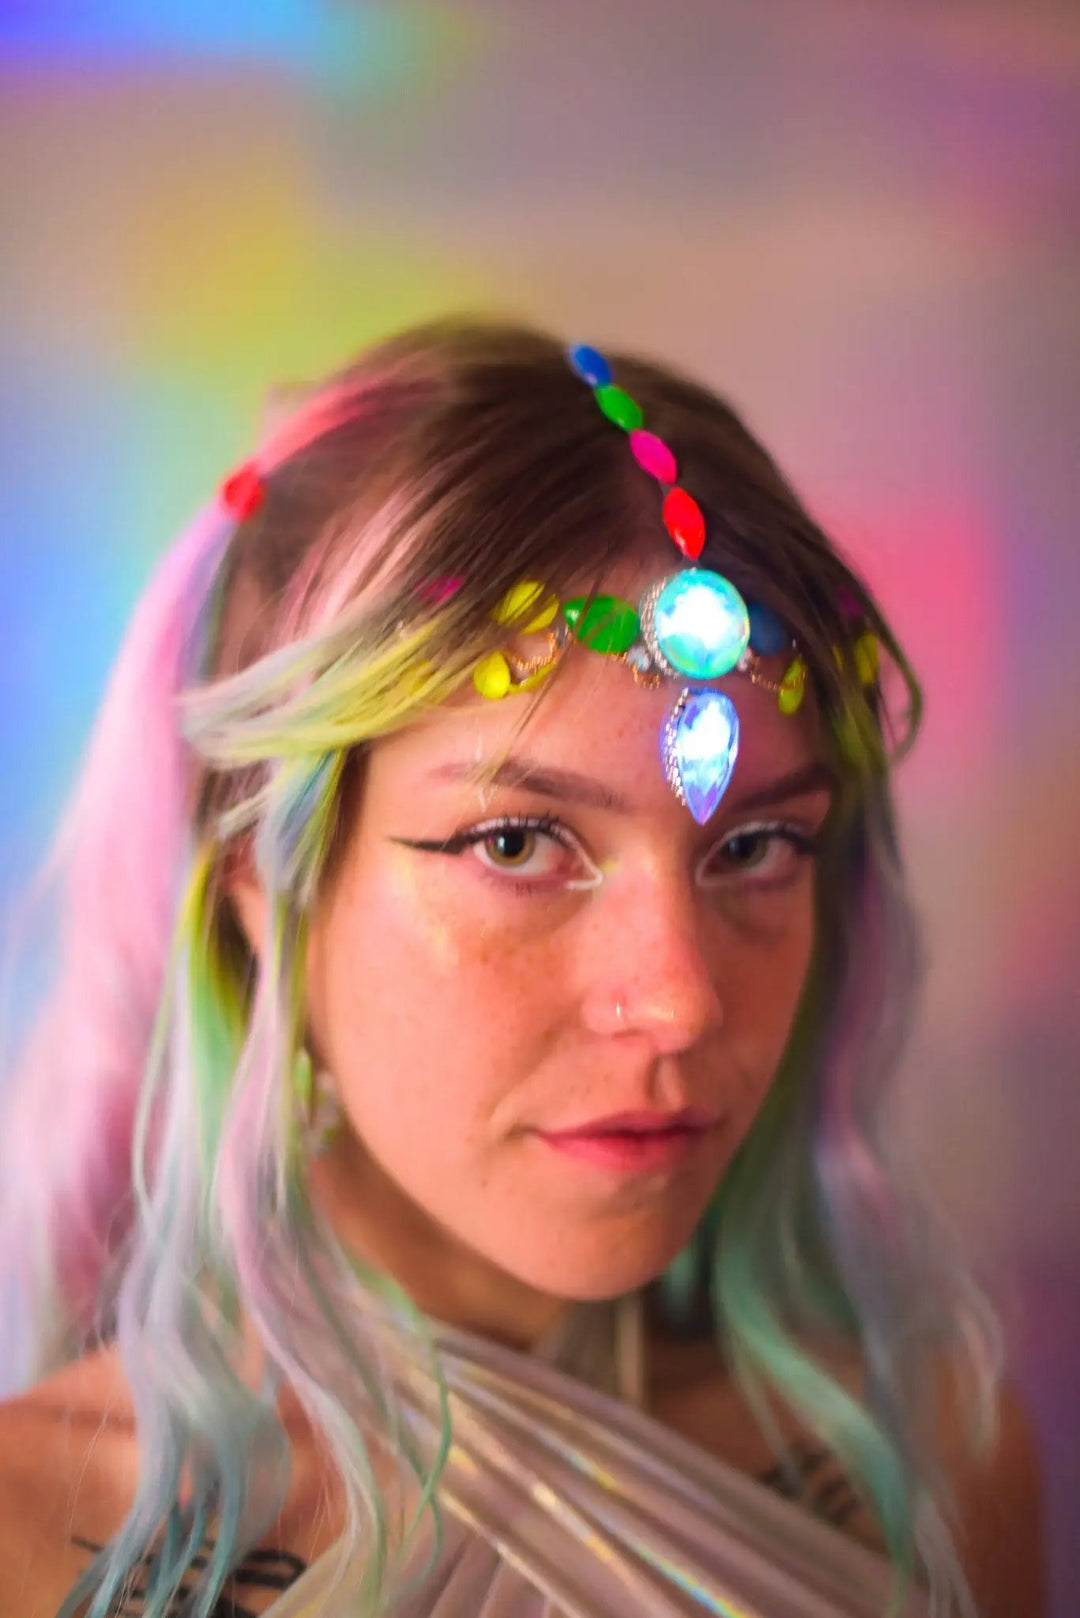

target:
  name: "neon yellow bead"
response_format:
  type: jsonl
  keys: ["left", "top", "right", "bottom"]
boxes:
{"left": 854, "top": 632, "right": 879, "bottom": 685}
{"left": 778, "top": 657, "right": 806, "bottom": 715}
{"left": 523, "top": 598, "right": 560, "bottom": 632}
{"left": 492, "top": 580, "right": 558, "bottom": 632}
{"left": 473, "top": 651, "right": 511, "bottom": 699}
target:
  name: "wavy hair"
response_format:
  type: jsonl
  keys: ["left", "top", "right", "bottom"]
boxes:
{"left": 0, "top": 320, "right": 999, "bottom": 1617}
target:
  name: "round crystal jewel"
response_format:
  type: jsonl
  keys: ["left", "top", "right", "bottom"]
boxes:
{"left": 649, "top": 570, "right": 750, "bottom": 680}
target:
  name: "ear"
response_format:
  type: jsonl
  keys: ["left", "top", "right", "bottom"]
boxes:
{"left": 222, "top": 841, "right": 270, "bottom": 961}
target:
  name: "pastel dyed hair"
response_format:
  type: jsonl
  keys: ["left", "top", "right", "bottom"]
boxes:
{"left": 0, "top": 321, "right": 998, "bottom": 1617}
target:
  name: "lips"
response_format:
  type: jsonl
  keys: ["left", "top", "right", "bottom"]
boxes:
{"left": 535, "top": 1107, "right": 719, "bottom": 1174}
{"left": 542, "top": 1106, "right": 717, "bottom": 1138}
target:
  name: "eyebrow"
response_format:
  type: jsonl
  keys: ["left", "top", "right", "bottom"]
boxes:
{"left": 425, "top": 757, "right": 835, "bottom": 815}
{"left": 729, "top": 762, "right": 836, "bottom": 813}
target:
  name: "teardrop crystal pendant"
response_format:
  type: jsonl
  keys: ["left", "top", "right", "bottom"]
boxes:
{"left": 660, "top": 689, "right": 740, "bottom": 824}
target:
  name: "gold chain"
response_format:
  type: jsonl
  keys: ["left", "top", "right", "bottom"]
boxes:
{"left": 504, "top": 629, "right": 567, "bottom": 682}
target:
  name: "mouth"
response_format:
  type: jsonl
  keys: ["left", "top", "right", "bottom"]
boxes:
{"left": 534, "top": 1107, "right": 720, "bottom": 1175}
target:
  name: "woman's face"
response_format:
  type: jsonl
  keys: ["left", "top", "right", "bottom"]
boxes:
{"left": 302, "top": 559, "right": 833, "bottom": 1306}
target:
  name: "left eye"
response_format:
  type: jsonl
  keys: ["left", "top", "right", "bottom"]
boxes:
{"left": 699, "top": 822, "right": 815, "bottom": 885}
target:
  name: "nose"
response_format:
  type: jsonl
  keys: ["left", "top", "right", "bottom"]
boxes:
{"left": 578, "top": 866, "right": 724, "bottom": 1053}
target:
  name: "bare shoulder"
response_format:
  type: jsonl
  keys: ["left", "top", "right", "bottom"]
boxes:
{"left": 0, "top": 1349, "right": 345, "bottom": 1616}
{"left": 646, "top": 1330, "right": 884, "bottom": 1550}
{"left": 935, "top": 1367, "right": 1046, "bottom": 1618}
{"left": 647, "top": 1327, "right": 1046, "bottom": 1617}
{"left": 0, "top": 1346, "right": 137, "bottom": 1615}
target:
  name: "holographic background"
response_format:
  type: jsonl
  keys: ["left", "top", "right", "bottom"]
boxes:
{"left": 1, "top": 2, "right": 1077, "bottom": 1608}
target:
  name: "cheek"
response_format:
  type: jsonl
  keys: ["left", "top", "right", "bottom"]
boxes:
{"left": 305, "top": 850, "right": 568, "bottom": 1142}
{"left": 712, "top": 896, "right": 815, "bottom": 1096}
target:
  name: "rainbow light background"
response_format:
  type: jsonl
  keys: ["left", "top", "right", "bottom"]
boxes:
{"left": 1, "top": 3, "right": 1078, "bottom": 1610}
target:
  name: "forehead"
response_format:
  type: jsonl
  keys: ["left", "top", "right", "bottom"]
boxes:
{"left": 374, "top": 554, "right": 825, "bottom": 817}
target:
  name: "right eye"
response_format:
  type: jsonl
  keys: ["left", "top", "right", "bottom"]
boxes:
{"left": 461, "top": 817, "right": 601, "bottom": 891}
{"left": 475, "top": 824, "right": 557, "bottom": 871}
{"left": 396, "top": 815, "right": 602, "bottom": 893}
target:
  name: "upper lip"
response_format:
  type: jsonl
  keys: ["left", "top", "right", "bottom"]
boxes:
{"left": 539, "top": 1107, "right": 719, "bottom": 1137}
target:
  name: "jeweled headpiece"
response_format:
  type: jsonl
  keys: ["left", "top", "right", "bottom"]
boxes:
{"left": 470, "top": 344, "right": 815, "bottom": 824}
{"left": 214, "top": 350, "right": 877, "bottom": 826}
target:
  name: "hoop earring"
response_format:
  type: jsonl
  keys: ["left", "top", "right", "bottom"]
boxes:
{"left": 294, "top": 1049, "right": 345, "bottom": 1157}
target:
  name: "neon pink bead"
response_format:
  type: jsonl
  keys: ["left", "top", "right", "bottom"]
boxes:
{"left": 629, "top": 430, "right": 678, "bottom": 484}
{"left": 417, "top": 575, "right": 464, "bottom": 605}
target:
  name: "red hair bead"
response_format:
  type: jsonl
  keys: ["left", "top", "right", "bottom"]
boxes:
{"left": 662, "top": 488, "right": 705, "bottom": 561}
{"left": 221, "top": 460, "right": 265, "bottom": 519}
{"left": 629, "top": 430, "right": 678, "bottom": 484}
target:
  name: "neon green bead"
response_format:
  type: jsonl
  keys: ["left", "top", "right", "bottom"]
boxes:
{"left": 473, "top": 651, "right": 511, "bottom": 699}
{"left": 594, "top": 385, "right": 644, "bottom": 432}
{"left": 562, "top": 595, "right": 639, "bottom": 654}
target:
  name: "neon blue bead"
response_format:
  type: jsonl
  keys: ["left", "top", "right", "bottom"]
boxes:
{"left": 747, "top": 601, "right": 790, "bottom": 656}
{"left": 568, "top": 344, "right": 612, "bottom": 388}
{"left": 653, "top": 570, "right": 749, "bottom": 679}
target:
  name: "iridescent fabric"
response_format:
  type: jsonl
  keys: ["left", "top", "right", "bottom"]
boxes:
{"left": 267, "top": 1300, "right": 927, "bottom": 1618}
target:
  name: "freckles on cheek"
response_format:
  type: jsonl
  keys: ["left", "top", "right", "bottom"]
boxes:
{"left": 371, "top": 856, "right": 560, "bottom": 1049}
{"left": 379, "top": 849, "right": 464, "bottom": 976}
{"left": 722, "top": 911, "right": 814, "bottom": 1078}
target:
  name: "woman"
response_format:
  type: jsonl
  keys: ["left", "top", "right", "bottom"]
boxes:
{"left": 0, "top": 322, "right": 1043, "bottom": 1617}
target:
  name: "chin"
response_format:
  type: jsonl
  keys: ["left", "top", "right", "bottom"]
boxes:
{"left": 497, "top": 1219, "right": 699, "bottom": 1305}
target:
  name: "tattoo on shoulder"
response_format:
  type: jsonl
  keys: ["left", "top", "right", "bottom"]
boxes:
{"left": 72, "top": 1534, "right": 308, "bottom": 1617}
{"left": 757, "top": 1439, "right": 862, "bottom": 1528}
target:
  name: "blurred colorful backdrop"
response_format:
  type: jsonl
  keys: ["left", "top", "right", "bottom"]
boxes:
{"left": 2, "top": 1, "right": 1078, "bottom": 1608}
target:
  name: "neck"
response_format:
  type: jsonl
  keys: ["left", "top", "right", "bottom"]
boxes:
{"left": 308, "top": 1134, "right": 570, "bottom": 1351}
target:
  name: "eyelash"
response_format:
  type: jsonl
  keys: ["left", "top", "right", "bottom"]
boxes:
{"left": 402, "top": 814, "right": 819, "bottom": 896}
{"left": 695, "top": 820, "right": 819, "bottom": 887}
{"left": 405, "top": 814, "right": 596, "bottom": 895}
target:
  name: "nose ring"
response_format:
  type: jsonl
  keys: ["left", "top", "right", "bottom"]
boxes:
{"left": 614, "top": 999, "right": 625, "bottom": 1024}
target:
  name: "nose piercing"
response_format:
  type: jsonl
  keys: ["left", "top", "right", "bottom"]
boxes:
{"left": 614, "top": 999, "right": 625, "bottom": 1024}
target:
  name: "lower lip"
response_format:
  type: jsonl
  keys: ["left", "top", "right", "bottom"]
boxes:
{"left": 536, "top": 1126, "right": 710, "bottom": 1174}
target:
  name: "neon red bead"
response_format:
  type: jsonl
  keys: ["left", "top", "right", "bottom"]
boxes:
{"left": 221, "top": 460, "right": 265, "bottom": 519}
{"left": 663, "top": 487, "right": 705, "bottom": 560}
{"left": 629, "top": 430, "right": 677, "bottom": 484}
